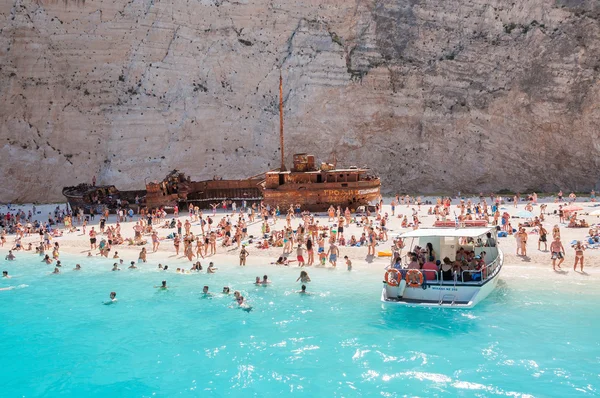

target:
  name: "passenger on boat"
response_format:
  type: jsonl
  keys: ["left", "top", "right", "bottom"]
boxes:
{"left": 407, "top": 254, "right": 420, "bottom": 270}
{"left": 484, "top": 232, "right": 496, "bottom": 247}
{"left": 422, "top": 259, "right": 439, "bottom": 280}
{"left": 424, "top": 242, "right": 435, "bottom": 262}
{"left": 441, "top": 257, "right": 454, "bottom": 280}
{"left": 455, "top": 248, "right": 467, "bottom": 262}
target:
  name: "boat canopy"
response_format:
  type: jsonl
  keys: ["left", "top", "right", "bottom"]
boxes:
{"left": 399, "top": 227, "right": 493, "bottom": 239}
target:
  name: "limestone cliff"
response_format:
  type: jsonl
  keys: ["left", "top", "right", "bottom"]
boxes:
{"left": 1, "top": 0, "right": 599, "bottom": 202}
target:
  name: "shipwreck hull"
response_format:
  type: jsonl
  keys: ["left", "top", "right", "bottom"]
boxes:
{"left": 262, "top": 182, "right": 380, "bottom": 212}
{"left": 145, "top": 179, "right": 263, "bottom": 210}
{"left": 62, "top": 184, "right": 144, "bottom": 214}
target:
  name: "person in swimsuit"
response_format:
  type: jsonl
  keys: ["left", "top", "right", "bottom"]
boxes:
{"left": 207, "top": 262, "right": 217, "bottom": 273}
{"left": 104, "top": 292, "right": 117, "bottom": 304}
{"left": 538, "top": 226, "right": 548, "bottom": 251}
{"left": 155, "top": 280, "right": 168, "bottom": 290}
{"left": 327, "top": 242, "right": 339, "bottom": 267}
{"left": 296, "top": 270, "right": 311, "bottom": 283}
{"left": 297, "top": 284, "right": 310, "bottom": 294}
{"left": 296, "top": 244, "right": 305, "bottom": 267}
{"left": 572, "top": 241, "right": 586, "bottom": 272}
{"left": 239, "top": 245, "right": 249, "bottom": 266}
{"left": 89, "top": 227, "right": 97, "bottom": 250}
{"left": 550, "top": 237, "right": 565, "bottom": 271}
{"left": 306, "top": 238, "right": 314, "bottom": 266}
{"left": 5, "top": 250, "right": 15, "bottom": 261}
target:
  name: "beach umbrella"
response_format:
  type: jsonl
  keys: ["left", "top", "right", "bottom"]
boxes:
{"left": 515, "top": 210, "right": 534, "bottom": 218}
{"left": 590, "top": 209, "right": 600, "bottom": 216}
{"left": 562, "top": 205, "right": 583, "bottom": 211}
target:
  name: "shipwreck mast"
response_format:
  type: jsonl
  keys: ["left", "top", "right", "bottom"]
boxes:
{"left": 279, "top": 70, "right": 286, "bottom": 171}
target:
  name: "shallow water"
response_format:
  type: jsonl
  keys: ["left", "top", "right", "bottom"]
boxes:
{"left": 1, "top": 255, "right": 599, "bottom": 397}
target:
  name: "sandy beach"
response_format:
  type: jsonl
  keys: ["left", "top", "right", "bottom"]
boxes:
{"left": 1, "top": 196, "right": 599, "bottom": 283}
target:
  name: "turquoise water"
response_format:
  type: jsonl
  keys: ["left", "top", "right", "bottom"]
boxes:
{"left": 1, "top": 254, "right": 599, "bottom": 397}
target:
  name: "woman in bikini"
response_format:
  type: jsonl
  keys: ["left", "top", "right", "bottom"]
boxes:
{"left": 572, "top": 241, "right": 586, "bottom": 272}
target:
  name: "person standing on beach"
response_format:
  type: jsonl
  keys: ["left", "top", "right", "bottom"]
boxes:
{"left": 519, "top": 228, "right": 528, "bottom": 257}
{"left": 239, "top": 245, "right": 249, "bottom": 266}
{"left": 344, "top": 255, "right": 352, "bottom": 271}
{"left": 572, "top": 241, "right": 586, "bottom": 272}
{"left": 297, "top": 244, "right": 305, "bottom": 267}
{"left": 152, "top": 231, "right": 159, "bottom": 252}
{"left": 367, "top": 227, "right": 376, "bottom": 256}
{"left": 327, "top": 242, "right": 339, "bottom": 267}
{"left": 538, "top": 225, "right": 548, "bottom": 251}
{"left": 89, "top": 227, "right": 97, "bottom": 250}
{"left": 550, "top": 237, "right": 565, "bottom": 271}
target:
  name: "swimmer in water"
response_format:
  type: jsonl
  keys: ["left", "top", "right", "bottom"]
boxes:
{"left": 5, "top": 250, "right": 15, "bottom": 261}
{"left": 235, "top": 294, "right": 252, "bottom": 311}
{"left": 154, "top": 280, "right": 168, "bottom": 290}
{"left": 262, "top": 275, "right": 271, "bottom": 284}
{"left": 202, "top": 285, "right": 213, "bottom": 297}
{"left": 163, "top": 265, "right": 169, "bottom": 271}
{"left": 73, "top": 264, "right": 81, "bottom": 271}
{"left": 42, "top": 254, "right": 52, "bottom": 264}
{"left": 129, "top": 261, "right": 137, "bottom": 269}
{"left": 2, "top": 270, "right": 10, "bottom": 278}
{"left": 344, "top": 256, "right": 352, "bottom": 271}
{"left": 158, "top": 264, "right": 163, "bottom": 270}
{"left": 207, "top": 262, "right": 217, "bottom": 273}
{"left": 112, "top": 263, "right": 120, "bottom": 271}
{"left": 295, "top": 270, "right": 311, "bottom": 283}
{"left": 222, "top": 286, "right": 230, "bottom": 294}
{"left": 87, "top": 251, "right": 92, "bottom": 257}
{"left": 297, "top": 284, "right": 310, "bottom": 294}
{"left": 56, "top": 260, "right": 62, "bottom": 267}
{"left": 104, "top": 291, "right": 117, "bottom": 305}
{"left": 113, "top": 251, "right": 119, "bottom": 259}
{"left": 254, "top": 276, "right": 262, "bottom": 285}
{"left": 52, "top": 267, "right": 60, "bottom": 274}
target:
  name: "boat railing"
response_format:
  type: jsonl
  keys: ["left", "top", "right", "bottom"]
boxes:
{"left": 459, "top": 255, "right": 501, "bottom": 284}
{"left": 390, "top": 254, "right": 501, "bottom": 286}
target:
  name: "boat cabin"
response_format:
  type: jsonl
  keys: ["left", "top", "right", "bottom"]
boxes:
{"left": 265, "top": 153, "right": 374, "bottom": 188}
{"left": 397, "top": 227, "right": 501, "bottom": 284}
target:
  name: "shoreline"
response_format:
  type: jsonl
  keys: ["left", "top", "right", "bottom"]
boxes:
{"left": 1, "top": 197, "right": 599, "bottom": 284}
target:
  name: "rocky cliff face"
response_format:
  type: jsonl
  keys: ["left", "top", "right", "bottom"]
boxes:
{"left": 1, "top": 0, "right": 599, "bottom": 202}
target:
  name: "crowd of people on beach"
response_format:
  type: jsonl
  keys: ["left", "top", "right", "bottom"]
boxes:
{"left": 1, "top": 190, "right": 599, "bottom": 298}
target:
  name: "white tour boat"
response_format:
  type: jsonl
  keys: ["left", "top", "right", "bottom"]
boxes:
{"left": 381, "top": 227, "right": 503, "bottom": 308}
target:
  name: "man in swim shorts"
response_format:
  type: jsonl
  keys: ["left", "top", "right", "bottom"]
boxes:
{"left": 550, "top": 237, "right": 565, "bottom": 271}
{"left": 296, "top": 244, "right": 305, "bottom": 267}
{"left": 327, "top": 242, "right": 339, "bottom": 267}
{"left": 89, "top": 227, "right": 97, "bottom": 250}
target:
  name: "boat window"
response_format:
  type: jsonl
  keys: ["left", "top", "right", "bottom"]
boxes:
{"left": 341, "top": 183, "right": 348, "bottom": 187}
{"left": 278, "top": 174, "right": 285, "bottom": 185}
{"left": 317, "top": 174, "right": 322, "bottom": 183}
